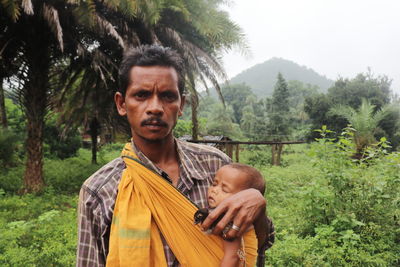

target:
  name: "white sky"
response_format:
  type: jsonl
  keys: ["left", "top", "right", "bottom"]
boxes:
{"left": 222, "top": 0, "right": 400, "bottom": 95}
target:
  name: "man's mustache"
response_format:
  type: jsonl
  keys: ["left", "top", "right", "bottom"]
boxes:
{"left": 141, "top": 117, "right": 168, "bottom": 127}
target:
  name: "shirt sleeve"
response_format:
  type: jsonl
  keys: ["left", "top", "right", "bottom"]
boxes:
{"left": 76, "top": 187, "right": 106, "bottom": 267}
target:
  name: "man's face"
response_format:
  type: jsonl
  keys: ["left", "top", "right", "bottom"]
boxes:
{"left": 207, "top": 166, "right": 248, "bottom": 209}
{"left": 115, "top": 66, "right": 184, "bottom": 143}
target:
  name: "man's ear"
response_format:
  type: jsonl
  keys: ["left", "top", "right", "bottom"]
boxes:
{"left": 178, "top": 95, "right": 185, "bottom": 116}
{"left": 115, "top": 92, "right": 127, "bottom": 116}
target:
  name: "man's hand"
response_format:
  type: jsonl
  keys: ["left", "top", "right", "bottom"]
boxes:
{"left": 201, "top": 188, "right": 266, "bottom": 240}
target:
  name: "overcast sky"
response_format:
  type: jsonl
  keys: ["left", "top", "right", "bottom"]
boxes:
{"left": 222, "top": 0, "right": 400, "bottom": 94}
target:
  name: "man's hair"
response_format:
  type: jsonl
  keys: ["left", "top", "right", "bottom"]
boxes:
{"left": 118, "top": 44, "right": 185, "bottom": 95}
{"left": 227, "top": 163, "right": 266, "bottom": 195}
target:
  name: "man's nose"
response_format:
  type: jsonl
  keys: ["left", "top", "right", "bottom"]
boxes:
{"left": 146, "top": 96, "right": 163, "bottom": 115}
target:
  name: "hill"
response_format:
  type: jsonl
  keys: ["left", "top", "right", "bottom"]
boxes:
{"left": 228, "top": 57, "right": 334, "bottom": 97}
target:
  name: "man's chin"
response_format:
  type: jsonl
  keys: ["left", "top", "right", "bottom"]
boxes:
{"left": 134, "top": 132, "right": 172, "bottom": 144}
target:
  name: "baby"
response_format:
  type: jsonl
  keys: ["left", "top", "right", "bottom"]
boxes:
{"left": 197, "top": 163, "right": 266, "bottom": 267}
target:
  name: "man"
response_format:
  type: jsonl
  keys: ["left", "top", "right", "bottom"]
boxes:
{"left": 77, "top": 45, "right": 271, "bottom": 266}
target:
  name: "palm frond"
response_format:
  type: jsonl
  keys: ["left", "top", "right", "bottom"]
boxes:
{"left": 94, "top": 14, "right": 125, "bottom": 48}
{"left": 21, "top": 0, "right": 33, "bottom": 15}
{"left": 1, "top": 0, "right": 21, "bottom": 21}
{"left": 42, "top": 3, "right": 64, "bottom": 51}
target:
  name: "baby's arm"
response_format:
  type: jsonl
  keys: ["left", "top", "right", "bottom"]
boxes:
{"left": 221, "top": 238, "right": 243, "bottom": 267}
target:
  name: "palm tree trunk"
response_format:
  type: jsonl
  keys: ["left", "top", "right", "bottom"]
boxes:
{"left": 191, "top": 93, "right": 199, "bottom": 140}
{"left": 22, "top": 29, "right": 50, "bottom": 193}
{"left": 0, "top": 76, "right": 7, "bottom": 128}
{"left": 23, "top": 85, "right": 47, "bottom": 193}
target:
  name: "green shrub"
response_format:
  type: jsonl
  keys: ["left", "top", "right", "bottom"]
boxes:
{"left": 264, "top": 127, "right": 400, "bottom": 266}
{"left": 98, "top": 142, "right": 124, "bottom": 162}
{"left": 0, "top": 167, "right": 24, "bottom": 193}
{"left": 44, "top": 149, "right": 110, "bottom": 193}
{"left": 0, "top": 193, "right": 77, "bottom": 266}
{"left": 0, "top": 128, "right": 21, "bottom": 167}
{"left": 44, "top": 124, "right": 81, "bottom": 159}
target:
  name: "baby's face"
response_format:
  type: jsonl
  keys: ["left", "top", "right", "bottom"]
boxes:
{"left": 207, "top": 165, "right": 248, "bottom": 208}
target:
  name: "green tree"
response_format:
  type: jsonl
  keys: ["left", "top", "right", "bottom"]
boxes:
{"left": 328, "top": 73, "right": 391, "bottom": 109}
{"left": 267, "top": 73, "right": 291, "bottom": 137}
{"left": 329, "top": 98, "right": 392, "bottom": 155}
{"left": 240, "top": 105, "right": 256, "bottom": 138}
{"left": 1, "top": 0, "right": 245, "bottom": 192}
{"left": 206, "top": 104, "right": 242, "bottom": 139}
{"left": 0, "top": 0, "right": 132, "bottom": 192}
{"left": 222, "top": 83, "right": 254, "bottom": 123}
{"left": 305, "top": 72, "right": 398, "bottom": 146}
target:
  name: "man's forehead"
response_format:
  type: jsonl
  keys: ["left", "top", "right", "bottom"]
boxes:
{"left": 130, "top": 65, "right": 178, "bottom": 78}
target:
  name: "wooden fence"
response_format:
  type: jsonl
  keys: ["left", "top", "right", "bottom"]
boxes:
{"left": 187, "top": 140, "right": 306, "bottom": 165}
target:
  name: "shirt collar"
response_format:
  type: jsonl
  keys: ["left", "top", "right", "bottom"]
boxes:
{"left": 175, "top": 138, "right": 206, "bottom": 181}
{"left": 129, "top": 138, "right": 205, "bottom": 186}
{"left": 130, "top": 141, "right": 164, "bottom": 176}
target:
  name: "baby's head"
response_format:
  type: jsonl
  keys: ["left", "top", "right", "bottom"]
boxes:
{"left": 207, "top": 163, "right": 265, "bottom": 209}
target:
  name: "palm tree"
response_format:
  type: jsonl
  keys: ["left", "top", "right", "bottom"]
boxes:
{"left": 56, "top": 0, "right": 246, "bottom": 157}
{"left": 1, "top": 0, "right": 245, "bottom": 192}
{"left": 0, "top": 0, "right": 130, "bottom": 192}
{"left": 329, "top": 98, "right": 391, "bottom": 155}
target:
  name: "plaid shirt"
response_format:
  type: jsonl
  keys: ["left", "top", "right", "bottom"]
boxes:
{"left": 77, "top": 139, "right": 273, "bottom": 266}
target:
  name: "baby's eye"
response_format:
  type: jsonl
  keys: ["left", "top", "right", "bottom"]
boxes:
{"left": 221, "top": 186, "right": 230, "bottom": 193}
{"left": 212, "top": 181, "right": 217, "bottom": 186}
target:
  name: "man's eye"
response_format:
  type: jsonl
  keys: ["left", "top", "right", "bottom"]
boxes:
{"left": 134, "top": 91, "right": 150, "bottom": 99}
{"left": 162, "top": 92, "right": 178, "bottom": 101}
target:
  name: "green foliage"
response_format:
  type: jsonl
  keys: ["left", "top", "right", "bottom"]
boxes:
{"left": 4, "top": 98, "right": 25, "bottom": 133}
{"left": 0, "top": 128, "right": 20, "bottom": 167}
{"left": 174, "top": 119, "right": 193, "bottom": 137}
{"left": 205, "top": 104, "right": 243, "bottom": 139}
{"left": 0, "top": 136, "right": 399, "bottom": 265}
{"left": 305, "top": 72, "right": 399, "bottom": 148}
{"left": 240, "top": 147, "right": 272, "bottom": 167}
{"left": 43, "top": 123, "right": 82, "bottom": 159}
{"left": 44, "top": 150, "right": 105, "bottom": 193}
{"left": 328, "top": 99, "right": 392, "bottom": 153}
{"left": 261, "top": 126, "right": 400, "bottom": 266}
{"left": 0, "top": 166, "right": 24, "bottom": 193}
{"left": 0, "top": 144, "right": 123, "bottom": 194}
{"left": 328, "top": 73, "right": 391, "bottom": 110}
{"left": 221, "top": 83, "right": 255, "bottom": 124}
{"left": 0, "top": 193, "right": 77, "bottom": 266}
{"left": 267, "top": 73, "right": 291, "bottom": 137}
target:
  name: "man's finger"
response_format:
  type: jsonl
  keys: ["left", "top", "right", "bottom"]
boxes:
{"left": 211, "top": 203, "right": 240, "bottom": 235}
{"left": 200, "top": 204, "right": 228, "bottom": 230}
{"left": 223, "top": 214, "right": 247, "bottom": 240}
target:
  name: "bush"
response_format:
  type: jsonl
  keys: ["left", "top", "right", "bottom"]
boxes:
{"left": 0, "top": 167, "right": 24, "bottom": 193}
{"left": 264, "top": 127, "right": 400, "bottom": 266}
{"left": 0, "top": 128, "right": 21, "bottom": 167}
{"left": 44, "top": 125, "right": 81, "bottom": 159}
{"left": 44, "top": 148, "right": 113, "bottom": 194}
{"left": 0, "top": 193, "right": 77, "bottom": 266}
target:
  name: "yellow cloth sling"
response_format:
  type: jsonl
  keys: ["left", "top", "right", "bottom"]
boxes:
{"left": 106, "top": 143, "right": 256, "bottom": 267}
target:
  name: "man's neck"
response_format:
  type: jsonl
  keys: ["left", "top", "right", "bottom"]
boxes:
{"left": 132, "top": 134, "right": 177, "bottom": 164}
{"left": 132, "top": 134, "right": 180, "bottom": 186}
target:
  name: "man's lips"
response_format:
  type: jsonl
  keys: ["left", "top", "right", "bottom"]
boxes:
{"left": 141, "top": 118, "right": 168, "bottom": 128}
